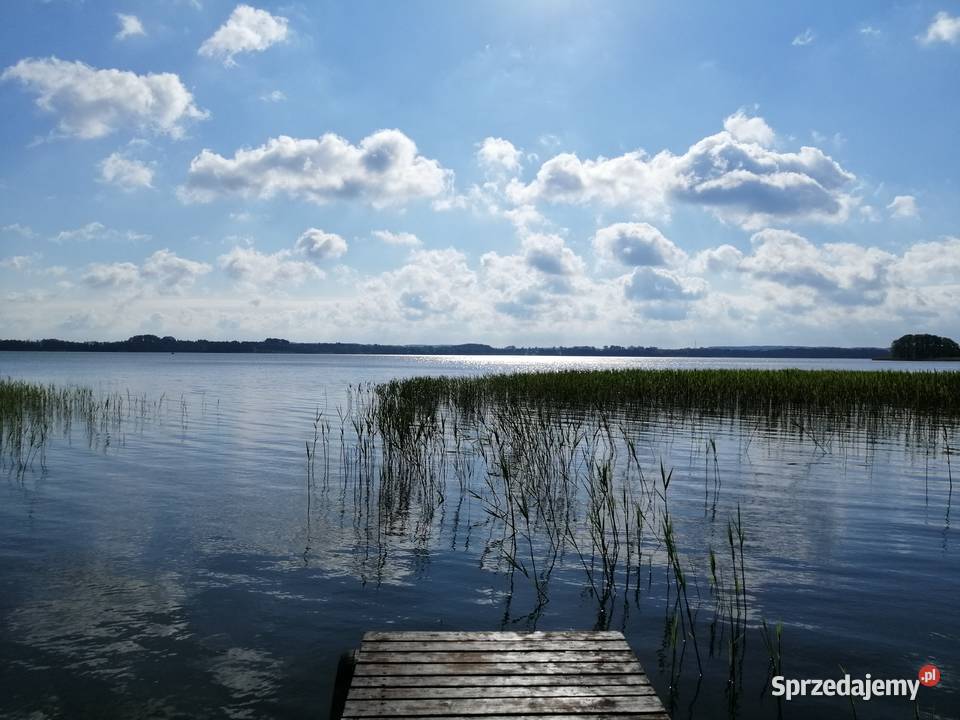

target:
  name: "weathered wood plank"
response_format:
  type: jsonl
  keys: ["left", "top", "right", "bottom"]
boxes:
{"left": 341, "top": 695, "right": 667, "bottom": 716}
{"left": 362, "top": 640, "right": 632, "bottom": 653}
{"left": 347, "top": 685, "right": 656, "bottom": 700}
{"left": 349, "top": 673, "right": 650, "bottom": 688}
{"left": 358, "top": 650, "right": 637, "bottom": 664}
{"left": 342, "top": 631, "right": 668, "bottom": 719}
{"left": 362, "top": 631, "right": 625, "bottom": 642}
{"left": 354, "top": 661, "right": 644, "bottom": 676}
{"left": 342, "top": 716, "right": 671, "bottom": 720}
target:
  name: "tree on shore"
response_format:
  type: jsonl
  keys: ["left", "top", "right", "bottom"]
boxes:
{"left": 890, "top": 334, "right": 960, "bottom": 360}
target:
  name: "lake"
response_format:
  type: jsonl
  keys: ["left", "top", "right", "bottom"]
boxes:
{"left": 1, "top": 352, "right": 957, "bottom": 720}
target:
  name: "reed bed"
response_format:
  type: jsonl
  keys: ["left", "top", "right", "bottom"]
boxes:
{"left": 0, "top": 377, "right": 164, "bottom": 473}
{"left": 317, "top": 367, "right": 959, "bottom": 700}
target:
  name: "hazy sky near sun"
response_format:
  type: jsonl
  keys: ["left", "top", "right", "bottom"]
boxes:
{"left": 1, "top": 1, "right": 958, "bottom": 347}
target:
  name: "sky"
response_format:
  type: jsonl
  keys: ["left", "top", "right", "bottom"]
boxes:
{"left": 1, "top": 1, "right": 958, "bottom": 347}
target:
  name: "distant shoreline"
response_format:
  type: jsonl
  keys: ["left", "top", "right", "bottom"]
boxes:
{"left": 0, "top": 336, "right": 896, "bottom": 359}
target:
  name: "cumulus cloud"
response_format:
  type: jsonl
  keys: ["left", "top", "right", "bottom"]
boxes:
{"left": 506, "top": 112, "right": 856, "bottom": 228}
{"left": 521, "top": 233, "right": 584, "bottom": 276}
{"left": 180, "top": 129, "right": 453, "bottom": 208}
{"left": 506, "top": 149, "right": 674, "bottom": 218}
{"left": 477, "top": 137, "right": 522, "bottom": 175}
{"left": 892, "top": 237, "right": 960, "bottom": 284}
{"left": 887, "top": 195, "right": 918, "bottom": 219}
{"left": 690, "top": 244, "right": 744, "bottom": 274}
{"left": 920, "top": 11, "right": 960, "bottom": 45}
{"left": 295, "top": 228, "right": 348, "bottom": 261}
{"left": 372, "top": 230, "right": 421, "bottom": 247}
{"left": 624, "top": 266, "right": 706, "bottom": 302}
{"left": 218, "top": 245, "right": 322, "bottom": 288}
{"left": 81, "top": 262, "right": 140, "bottom": 288}
{"left": 260, "top": 90, "right": 286, "bottom": 102}
{"left": 82, "top": 250, "right": 210, "bottom": 293}
{"left": 364, "top": 248, "right": 481, "bottom": 321}
{"left": 739, "top": 229, "right": 894, "bottom": 306}
{"left": 116, "top": 14, "right": 145, "bottom": 40}
{"left": 1, "top": 223, "right": 36, "bottom": 238}
{"left": 592, "top": 222, "right": 686, "bottom": 267}
{"left": 0, "top": 255, "right": 37, "bottom": 271}
{"left": 140, "top": 249, "right": 212, "bottom": 292}
{"left": 792, "top": 28, "right": 816, "bottom": 46}
{"left": 723, "top": 110, "right": 775, "bottom": 146}
{"left": 99, "top": 152, "right": 154, "bottom": 190}
{"left": 199, "top": 5, "right": 289, "bottom": 66}
{"left": 1, "top": 57, "right": 207, "bottom": 139}
{"left": 52, "top": 222, "right": 150, "bottom": 243}
{"left": 670, "top": 130, "right": 855, "bottom": 228}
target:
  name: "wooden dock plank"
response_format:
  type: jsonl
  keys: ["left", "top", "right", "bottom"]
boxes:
{"left": 358, "top": 651, "right": 638, "bottom": 664}
{"left": 342, "top": 716, "right": 671, "bottom": 720}
{"left": 347, "top": 685, "right": 657, "bottom": 700}
{"left": 354, "top": 661, "right": 645, "bottom": 676}
{"left": 362, "top": 631, "right": 626, "bottom": 642}
{"left": 361, "top": 640, "right": 632, "bottom": 652}
{"left": 349, "top": 674, "right": 650, "bottom": 688}
{"left": 339, "top": 631, "right": 668, "bottom": 719}
{"left": 341, "top": 695, "right": 667, "bottom": 716}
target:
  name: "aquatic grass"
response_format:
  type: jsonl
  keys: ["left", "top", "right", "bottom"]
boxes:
{"left": 0, "top": 377, "right": 176, "bottom": 475}
{"left": 375, "top": 367, "right": 960, "bottom": 416}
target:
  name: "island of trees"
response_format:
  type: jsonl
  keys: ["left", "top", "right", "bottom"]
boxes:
{"left": 889, "top": 334, "right": 960, "bottom": 361}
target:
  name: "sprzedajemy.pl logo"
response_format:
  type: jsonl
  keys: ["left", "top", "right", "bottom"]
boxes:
{"left": 771, "top": 665, "right": 941, "bottom": 702}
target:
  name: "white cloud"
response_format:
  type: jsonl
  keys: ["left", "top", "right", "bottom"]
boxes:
{"left": 920, "top": 11, "right": 960, "bottom": 45}
{"left": 792, "top": 28, "right": 816, "bottom": 46}
{"left": 140, "top": 249, "right": 212, "bottom": 292}
{"left": 180, "top": 129, "right": 453, "bottom": 208}
{"left": 506, "top": 112, "right": 856, "bottom": 228}
{"left": 218, "top": 245, "right": 322, "bottom": 288}
{"left": 592, "top": 222, "right": 686, "bottom": 267}
{"left": 477, "top": 137, "right": 522, "bottom": 175}
{"left": 1, "top": 223, "right": 36, "bottom": 238}
{"left": 521, "top": 233, "right": 584, "bottom": 277}
{"left": 199, "top": 4, "right": 289, "bottom": 66}
{"left": 295, "top": 228, "right": 348, "bottom": 261}
{"left": 116, "top": 13, "right": 145, "bottom": 40}
{"left": 1, "top": 58, "right": 207, "bottom": 139}
{"left": 363, "top": 248, "right": 482, "bottom": 321}
{"left": 506, "top": 149, "right": 674, "bottom": 218}
{"left": 670, "top": 129, "right": 855, "bottom": 228}
{"left": 52, "top": 222, "right": 150, "bottom": 243}
{"left": 82, "top": 261, "right": 141, "bottom": 288}
{"left": 81, "top": 250, "right": 210, "bottom": 294}
{"left": 0, "top": 255, "right": 37, "bottom": 271}
{"left": 624, "top": 266, "right": 706, "bottom": 302}
{"left": 723, "top": 110, "right": 775, "bottom": 146}
{"left": 260, "top": 90, "right": 286, "bottom": 102}
{"left": 502, "top": 204, "right": 546, "bottom": 233}
{"left": 99, "top": 152, "right": 154, "bottom": 190}
{"left": 887, "top": 195, "right": 918, "bottom": 219}
{"left": 690, "top": 244, "right": 744, "bottom": 274}
{"left": 739, "top": 229, "right": 894, "bottom": 306}
{"left": 859, "top": 25, "right": 882, "bottom": 38}
{"left": 892, "top": 237, "right": 960, "bottom": 284}
{"left": 372, "top": 230, "right": 421, "bottom": 247}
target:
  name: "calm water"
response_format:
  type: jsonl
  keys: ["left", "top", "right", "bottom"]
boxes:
{"left": 1, "top": 352, "right": 957, "bottom": 720}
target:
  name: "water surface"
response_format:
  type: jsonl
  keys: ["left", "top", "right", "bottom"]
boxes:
{"left": 1, "top": 352, "right": 957, "bottom": 719}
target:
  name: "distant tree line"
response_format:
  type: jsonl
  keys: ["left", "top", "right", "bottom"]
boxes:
{"left": 0, "top": 334, "right": 893, "bottom": 358}
{"left": 890, "top": 334, "right": 960, "bottom": 360}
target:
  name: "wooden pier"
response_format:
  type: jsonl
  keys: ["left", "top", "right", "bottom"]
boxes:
{"left": 335, "top": 630, "right": 669, "bottom": 719}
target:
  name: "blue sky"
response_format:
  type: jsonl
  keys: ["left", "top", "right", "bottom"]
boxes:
{"left": 1, "top": 0, "right": 958, "bottom": 346}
